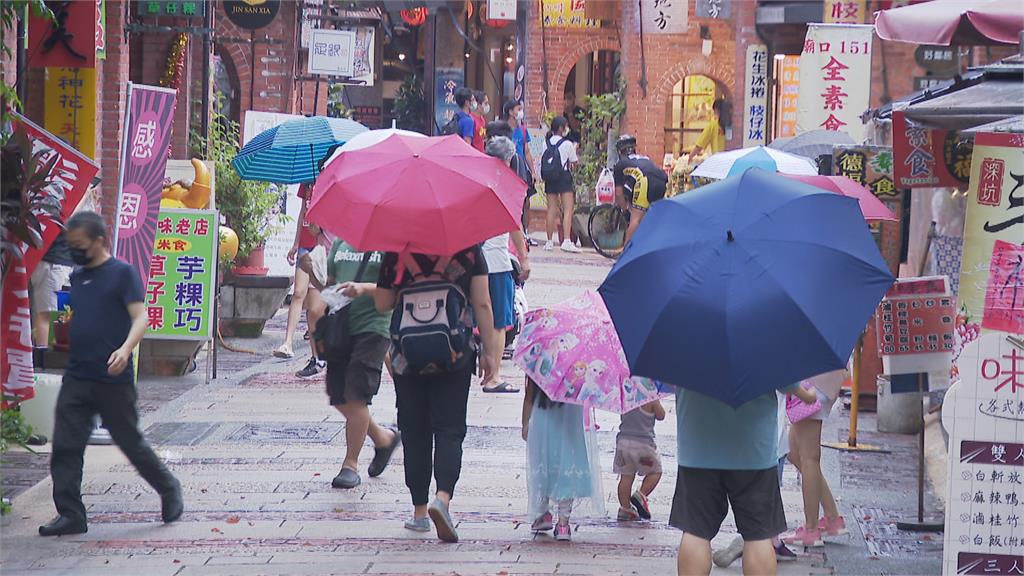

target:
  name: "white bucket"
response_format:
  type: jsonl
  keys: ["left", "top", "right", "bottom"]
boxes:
{"left": 876, "top": 375, "right": 923, "bottom": 434}
{"left": 19, "top": 373, "right": 63, "bottom": 440}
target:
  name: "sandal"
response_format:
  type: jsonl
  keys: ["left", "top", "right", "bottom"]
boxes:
{"left": 273, "top": 346, "right": 294, "bottom": 359}
{"left": 483, "top": 381, "right": 521, "bottom": 394}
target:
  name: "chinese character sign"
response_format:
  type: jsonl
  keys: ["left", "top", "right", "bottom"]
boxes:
{"left": 743, "top": 44, "right": 769, "bottom": 147}
{"left": 893, "top": 110, "right": 974, "bottom": 188}
{"left": 776, "top": 56, "right": 800, "bottom": 139}
{"left": 983, "top": 240, "right": 1024, "bottom": 335}
{"left": 943, "top": 333, "right": 1024, "bottom": 575}
{"left": 147, "top": 210, "right": 217, "bottom": 339}
{"left": 541, "top": 0, "right": 598, "bottom": 28}
{"left": 876, "top": 276, "right": 955, "bottom": 375}
{"left": 959, "top": 133, "right": 1024, "bottom": 326}
{"left": 114, "top": 83, "right": 177, "bottom": 291}
{"left": 307, "top": 28, "right": 356, "bottom": 77}
{"left": 639, "top": 0, "right": 687, "bottom": 34}
{"left": 43, "top": 67, "right": 97, "bottom": 158}
{"left": 1, "top": 264, "right": 36, "bottom": 406}
{"left": 434, "top": 67, "right": 465, "bottom": 136}
{"left": 823, "top": 0, "right": 865, "bottom": 24}
{"left": 28, "top": 0, "right": 96, "bottom": 68}
{"left": 796, "top": 24, "right": 873, "bottom": 142}
{"left": 695, "top": 0, "right": 730, "bottom": 19}
{"left": 833, "top": 145, "right": 898, "bottom": 199}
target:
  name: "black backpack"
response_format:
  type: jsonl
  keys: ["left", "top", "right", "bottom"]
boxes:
{"left": 441, "top": 111, "right": 467, "bottom": 136}
{"left": 540, "top": 137, "right": 572, "bottom": 188}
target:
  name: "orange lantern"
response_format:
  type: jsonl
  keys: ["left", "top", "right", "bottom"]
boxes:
{"left": 400, "top": 7, "right": 427, "bottom": 26}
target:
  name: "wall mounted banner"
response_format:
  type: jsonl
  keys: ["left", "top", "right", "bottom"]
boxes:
{"left": 639, "top": 0, "right": 688, "bottom": 34}
{"left": 28, "top": 0, "right": 96, "bottom": 68}
{"left": 114, "top": 83, "right": 178, "bottom": 291}
{"left": 742, "top": 44, "right": 769, "bottom": 147}
{"left": 892, "top": 109, "right": 973, "bottom": 189}
{"left": 44, "top": 67, "right": 97, "bottom": 159}
{"left": 796, "top": 24, "right": 873, "bottom": 142}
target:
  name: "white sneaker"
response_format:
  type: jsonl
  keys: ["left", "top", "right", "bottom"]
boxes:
{"left": 544, "top": 241, "right": 554, "bottom": 251}
{"left": 560, "top": 240, "right": 581, "bottom": 253}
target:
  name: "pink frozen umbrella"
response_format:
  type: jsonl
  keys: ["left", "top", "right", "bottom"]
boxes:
{"left": 781, "top": 174, "right": 898, "bottom": 222}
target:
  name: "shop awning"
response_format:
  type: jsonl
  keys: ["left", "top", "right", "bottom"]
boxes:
{"left": 903, "top": 79, "right": 1024, "bottom": 130}
{"left": 874, "top": 0, "right": 1024, "bottom": 46}
{"left": 962, "top": 115, "right": 1024, "bottom": 134}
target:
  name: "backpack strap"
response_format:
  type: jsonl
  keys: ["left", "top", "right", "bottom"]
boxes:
{"left": 354, "top": 252, "right": 373, "bottom": 283}
{"left": 398, "top": 253, "right": 452, "bottom": 284}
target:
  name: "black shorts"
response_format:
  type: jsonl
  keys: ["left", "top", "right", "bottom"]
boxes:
{"left": 669, "top": 466, "right": 787, "bottom": 542}
{"left": 325, "top": 332, "right": 390, "bottom": 406}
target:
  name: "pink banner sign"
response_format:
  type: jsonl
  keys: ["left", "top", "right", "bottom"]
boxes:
{"left": 983, "top": 240, "right": 1024, "bottom": 335}
{"left": 114, "top": 83, "right": 177, "bottom": 289}
{"left": 1, "top": 263, "right": 35, "bottom": 406}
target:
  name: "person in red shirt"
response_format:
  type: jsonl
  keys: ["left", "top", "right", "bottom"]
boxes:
{"left": 275, "top": 183, "right": 324, "bottom": 378}
{"left": 470, "top": 90, "right": 489, "bottom": 152}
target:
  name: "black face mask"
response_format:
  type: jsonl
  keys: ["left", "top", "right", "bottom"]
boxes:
{"left": 69, "top": 246, "right": 91, "bottom": 266}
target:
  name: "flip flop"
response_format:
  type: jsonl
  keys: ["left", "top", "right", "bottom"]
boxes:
{"left": 483, "top": 381, "right": 521, "bottom": 393}
{"left": 273, "top": 346, "right": 294, "bottom": 359}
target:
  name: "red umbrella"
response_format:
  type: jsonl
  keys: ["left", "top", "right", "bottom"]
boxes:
{"left": 307, "top": 134, "right": 526, "bottom": 255}
{"left": 875, "top": 0, "right": 1024, "bottom": 46}
{"left": 780, "top": 175, "right": 898, "bottom": 222}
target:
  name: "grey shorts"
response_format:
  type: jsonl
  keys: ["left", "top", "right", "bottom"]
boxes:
{"left": 325, "top": 332, "right": 389, "bottom": 406}
{"left": 30, "top": 262, "right": 70, "bottom": 313}
{"left": 669, "top": 466, "right": 787, "bottom": 542}
{"left": 613, "top": 438, "right": 663, "bottom": 476}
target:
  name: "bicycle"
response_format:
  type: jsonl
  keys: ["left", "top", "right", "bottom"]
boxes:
{"left": 588, "top": 200, "right": 631, "bottom": 260}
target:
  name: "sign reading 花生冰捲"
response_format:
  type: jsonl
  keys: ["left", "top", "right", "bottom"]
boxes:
{"left": 796, "top": 24, "right": 873, "bottom": 142}
{"left": 742, "top": 44, "right": 768, "bottom": 147}
{"left": 146, "top": 210, "right": 217, "bottom": 340}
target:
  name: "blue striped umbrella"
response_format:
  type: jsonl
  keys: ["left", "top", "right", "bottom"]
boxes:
{"left": 231, "top": 116, "right": 368, "bottom": 184}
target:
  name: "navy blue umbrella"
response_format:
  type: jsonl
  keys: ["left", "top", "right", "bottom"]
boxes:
{"left": 599, "top": 168, "right": 895, "bottom": 406}
{"left": 231, "top": 116, "right": 367, "bottom": 184}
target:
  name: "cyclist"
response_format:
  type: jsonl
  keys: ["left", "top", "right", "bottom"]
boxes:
{"left": 613, "top": 135, "right": 669, "bottom": 247}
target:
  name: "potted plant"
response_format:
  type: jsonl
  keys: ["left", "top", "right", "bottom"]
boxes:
{"left": 393, "top": 75, "right": 427, "bottom": 133}
{"left": 571, "top": 80, "right": 626, "bottom": 246}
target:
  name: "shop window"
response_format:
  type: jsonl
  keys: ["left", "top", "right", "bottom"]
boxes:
{"left": 664, "top": 74, "right": 720, "bottom": 159}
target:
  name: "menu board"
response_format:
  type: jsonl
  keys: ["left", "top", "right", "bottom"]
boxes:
{"left": 877, "top": 276, "right": 955, "bottom": 375}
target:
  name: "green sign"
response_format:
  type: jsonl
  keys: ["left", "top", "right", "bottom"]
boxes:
{"left": 137, "top": 0, "right": 206, "bottom": 18}
{"left": 146, "top": 209, "right": 217, "bottom": 340}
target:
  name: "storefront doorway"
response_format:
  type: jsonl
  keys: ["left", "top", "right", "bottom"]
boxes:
{"left": 664, "top": 74, "right": 722, "bottom": 159}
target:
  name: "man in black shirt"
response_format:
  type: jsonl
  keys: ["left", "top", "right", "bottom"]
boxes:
{"left": 39, "top": 211, "right": 183, "bottom": 537}
{"left": 613, "top": 134, "right": 669, "bottom": 246}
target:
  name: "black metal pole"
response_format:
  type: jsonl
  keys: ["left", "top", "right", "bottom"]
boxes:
{"left": 15, "top": 7, "right": 27, "bottom": 105}
{"left": 249, "top": 30, "right": 256, "bottom": 111}
{"left": 201, "top": 1, "right": 212, "bottom": 143}
{"left": 917, "top": 372, "right": 925, "bottom": 523}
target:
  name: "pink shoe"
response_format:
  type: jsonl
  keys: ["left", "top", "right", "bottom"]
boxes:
{"left": 821, "top": 516, "right": 848, "bottom": 537}
{"left": 531, "top": 512, "right": 553, "bottom": 533}
{"left": 554, "top": 522, "right": 572, "bottom": 542}
{"left": 782, "top": 526, "right": 823, "bottom": 547}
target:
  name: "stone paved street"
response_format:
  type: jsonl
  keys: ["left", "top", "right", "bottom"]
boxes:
{"left": 0, "top": 247, "right": 935, "bottom": 575}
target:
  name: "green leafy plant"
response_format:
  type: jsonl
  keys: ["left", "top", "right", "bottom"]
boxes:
{"left": 191, "top": 112, "right": 283, "bottom": 259}
{"left": 393, "top": 75, "right": 426, "bottom": 133}
{"left": 327, "top": 83, "right": 354, "bottom": 119}
{"left": 0, "top": 407, "right": 35, "bottom": 454}
{"left": 0, "top": 2, "right": 52, "bottom": 145}
{"left": 572, "top": 79, "right": 626, "bottom": 208}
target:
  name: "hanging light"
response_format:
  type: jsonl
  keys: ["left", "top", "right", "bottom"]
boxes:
{"left": 400, "top": 7, "right": 427, "bottom": 27}
{"left": 398, "top": 53, "right": 407, "bottom": 61}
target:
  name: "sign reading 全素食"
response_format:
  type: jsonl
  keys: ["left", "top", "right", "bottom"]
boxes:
{"left": 943, "top": 333, "right": 1024, "bottom": 576}
{"left": 308, "top": 28, "right": 356, "bottom": 77}
{"left": 796, "top": 23, "right": 873, "bottom": 142}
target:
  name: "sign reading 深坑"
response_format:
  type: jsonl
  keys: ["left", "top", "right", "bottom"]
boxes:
{"left": 639, "top": 0, "right": 687, "bottom": 34}
{"left": 44, "top": 67, "right": 97, "bottom": 159}
{"left": 146, "top": 210, "right": 218, "bottom": 340}
{"left": 958, "top": 132, "right": 1024, "bottom": 326}
{"left": 893, "top": 109, "right": 974, "bottom": 189}
{"left": 742, "top": 44, "right": 768, "bottom": 147}
{"left": 942, "top": 332, "right": 1024, "bottom": 576}
{"left": 308, "top": 28, "right": 356, "bottom": 77}
{"left": 796, "top": 24, "right": 873, "bottom": 142}
{"left": 114, "top": 83, "right": 178, "bottom": 292}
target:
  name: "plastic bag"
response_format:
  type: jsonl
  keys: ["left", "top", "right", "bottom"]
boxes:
{"left": 596, "top": 167, "right": 615, "bottom": 205}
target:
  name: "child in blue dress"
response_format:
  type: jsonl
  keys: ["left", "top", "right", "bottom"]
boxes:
{"left": 522, "top": 377, "right": 603, "bottom": 542}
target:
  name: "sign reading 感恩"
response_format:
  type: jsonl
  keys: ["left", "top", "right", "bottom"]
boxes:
{"left": 876, "top": 276, "right": 955, "bottom": 375}
{"left": 434, "top": 67, "right": 465, "bottom": 135}
{"left": 639, "top": 0, "right": 687, "bottom": 34}
{"left": 942, "top": 332, "right": 1024, "bottom": 576}
{"left": 742, "top": 44, "right": 768, "bottom": 148}
{"left": 308, "top": 28, "right": 356, "bottom": 77}
{"left": 695, "top": 0, "right": 730, "bottom": 19}
{"left": 982, "top": 240, "right": 1024, "bottom": 335}
{"left": 146, "top": 210, "right": 218, "bottom": 340}
{"left": 892, "top": 109, "right": 973, "bottom": 189}
{"left": 44, "top": 67, "right": 97, "bottom": 159}
{"left": 114, "top": 83, "right": 178, "bottom": 292}
{"left": 796, "top": 24, "right": 873, "bottom": 142}
{"left": 957, "top": 132, "right": 1024, "bottom": 326}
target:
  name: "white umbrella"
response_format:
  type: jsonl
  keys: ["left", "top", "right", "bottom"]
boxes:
{"left": 321, "top": 123, "right": 427, "bottom": 168}
{"left": 692, "top": 146, "right": 817, "bottom": 180}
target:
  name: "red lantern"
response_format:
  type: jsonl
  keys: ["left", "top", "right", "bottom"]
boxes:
{"left": 400, "top": 7, "right": 427, "bottom": 27}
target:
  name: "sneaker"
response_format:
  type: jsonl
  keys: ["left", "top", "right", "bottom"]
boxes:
{"left": 630, "top": 491, "right": 651, "bottom": 520}
{"left": 404, "top": 517, "right": 431, "bottom": 532}
{"left": 531, "top": 512, "right": 554, "bottom": 533}
{"left": 783, "top": 526, "right": 824, "bottom": 547}
{"left": 544, "top": 241, "right": 554, "bottom": 251}
{"left": 775, "top": 541, "right": 798, "bottom": 562}
{"left": 712, "top": 535, "right": 744, "bottom": 568}
{"left": 821, "top": 515, "right": 849, "bottom": 538}
{"left": 560, "top": 240, "right": 581, "bottom": 253}
{"left": 427, "top": 498, "right": 459, "bottom": 543}
{"left": 616, "top": 507, "right": 640, "bottom": 521}
{"left": 554, "top": 522, "right": 572, "bottom": 541}
{"left": 296, "top": 357, "right": 324, "bottom": 378}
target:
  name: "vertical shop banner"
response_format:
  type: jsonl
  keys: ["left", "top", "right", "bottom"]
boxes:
{"left": 742, "top": 44, "right": 768, "bottom": 147}
{"left": 958, "top": 132, "right": 1024, "bottom": 326}
{"left": 639, "top": 0, "right": 687, "bottom": 34}
{"left": 434, "top": 67, "right": 464, "bottom": 134}
{"left": 796, "top": 24, "right": 873, "bottom": 142}
{"left": 892, "top": 109, "right": 973, "bottom": 188}
{"left": 114, "top": 83, "right": 177, "bottom": 290}
{"left": 823, "top": 0, "right": 866, "bottom": 23}
{"left": 1, "top": 264, "right": 34, "bottom": 406}
{"left": 147, "top": 210, "right": 218, "bottom": 340}
{"left": 44, "top": 67, "right": 97, "bottom": 158}
{"left": 942, "top": 332, "right": 1024, "bottom": 576}
{"left": 28, "top": 0, "right": 97, "bottom": 68}
{"left": 776, "top": 55, "right": 800, "bottom": 139}
{"left": 541, "top": 0, "right": 598, "bottom": 28}
{"left": 982, "top": 240, "right": 1024, "bottom": 334}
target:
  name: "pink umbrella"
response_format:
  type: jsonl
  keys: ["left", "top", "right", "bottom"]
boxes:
{"left": 781, "top": 174, "right": 898, "bottom": 222}
{"left": 875, "top": 0, "right": 1024, "bottom": 46}
{"left": 513, "top": 291, "right": 669, "bottom": 415}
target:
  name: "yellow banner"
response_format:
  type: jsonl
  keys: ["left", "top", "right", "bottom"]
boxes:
{"left": 44, "top": 67, "right": 97, "bottom": 159}
{"left": 824, "top": 0, "right": 866, "bottom": 24}
{"left": 541, "top": 0, "right": 598, "bottom": 28}
{"left": 957, "top": 132, "right": 1024, "bottom": 325}
{"left": 776, "top": 56, "right": 800, "bottom": 139}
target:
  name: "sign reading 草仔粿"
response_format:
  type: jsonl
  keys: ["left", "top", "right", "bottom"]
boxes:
{"left": 146, "top": 210, "right": 217, "bottom": 340}
{"left": 114, "top": 83, "right": 177, "bottom": 292}
{"left": 44, "top": 67, "right": 96, "bottom": 159}
{"left": 742, "top": 44, "right": 768, "bottom": 148}
{"left": 893, "top": 109, "right": 974, "bottom": 189}
{"left": 957, "top": 132, "right": 1024, "bottom": 326}
{"left": 796, "top": 24, "right": 873, "bottom": 142}
{"left": 136, "top": 0, "right": 205, "bottom": 18}
{"left": 942, "top": 332, "right": 1024, "bottom": 576}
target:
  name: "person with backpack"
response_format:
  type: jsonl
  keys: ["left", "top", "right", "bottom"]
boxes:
{"left": 442, "top": 87, "right": 476, "bottom": 144}
{"left": 541, "top": 116, "right": 580, "bottom": 253}
{"left": 374, "top": 247, "right": 502, "bottom": 543}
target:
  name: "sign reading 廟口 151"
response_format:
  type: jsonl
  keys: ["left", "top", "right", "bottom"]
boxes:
{"left": 893, "top": 109, "right": 974, "bottom": 189}
{"left": 796, "top": 24, "right": 873, "bottom": 142}
{"left": 146, "top": 210, "right": 218, "bottom": 340}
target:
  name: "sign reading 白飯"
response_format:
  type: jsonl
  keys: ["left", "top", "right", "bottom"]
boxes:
{"left": 796, "top": 24, "right": 873, "bottom": 142}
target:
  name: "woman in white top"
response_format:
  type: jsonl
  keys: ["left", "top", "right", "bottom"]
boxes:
{"left": 541, "top": 116, "right": 579, "bottom": 253}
